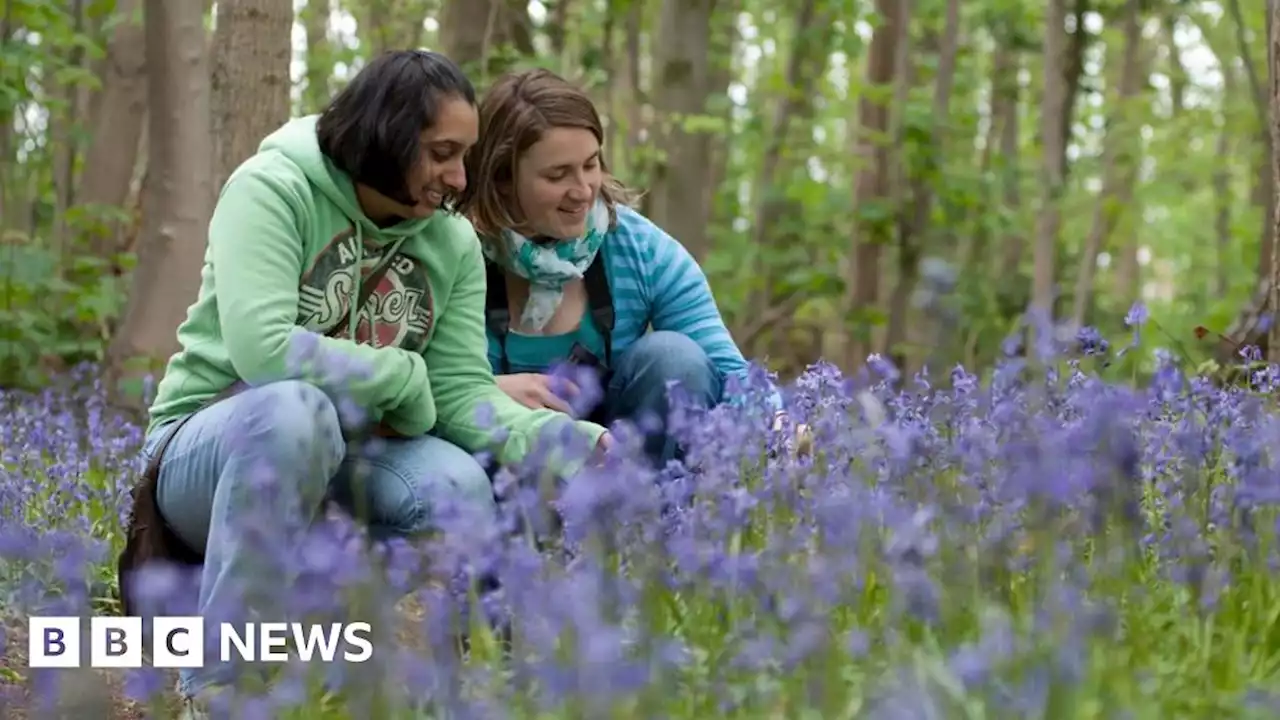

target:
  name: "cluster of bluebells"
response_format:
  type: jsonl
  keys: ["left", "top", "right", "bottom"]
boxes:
{"left": 4, "top": 306, "right": 1280, "bottom": 717}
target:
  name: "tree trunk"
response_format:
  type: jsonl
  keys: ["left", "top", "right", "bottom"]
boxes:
{"left": 1164, "top": 13, "right": 1187, "bottom": 116}
{"left": 360, "top": 0, "right": 430, "bottom": 56}
{"left": 1267, "top": 0, "right": 1280, "bottom": 362}
{"left": 703, "top": 1, "right": 738, "bottom": 231}
{"left": 1214, "top": 64, "right": 1235, "bottom": 299}
{"left": 439, "top": 0, "right": 534, "bottom": 83}
{"left": 1069, "top": 0, "right": 1143, "bottom": 329}
{"left": 1059, "top": 0, "right": 1091, "bottom": 180}
{"left": 620, "top": 0, "right": 646, "bottom": 184}
{"left": 48, "top": 0, "right": 88, "bottom": 264}
{"left": 363, "top": 0, "right": 394, "bottom": 55}
{"left": 835, "top": 0, "right": 903, "bottom": 368}
{"left": 647, "top": 0, "right": 721, "bottom": 261}
{"left": 0, "top": 0, "right": 16, "bottom": 230}
{"left": 1031, "top": 0, "right": 1068, "bottom": 319}
{"left": 1197, "top": 5, "right": 1272, "bottom": 351}
{"left": 1226, "top": 0, "right": 1276, "bottom": 285}
{"left": 742, "top": 0, "right": 833, "bottom": 339}
{"left": 885, "top": 0, "right": 960, "bottom": 371}
{"left": 106, "top": 0, "right": 216, "bottom": 408}
{"left": 1109, "top": 27, "right": 1154, "bottom": 315}
{"left": 77, "top": 0, "right": 148, "bottom": 260}
{"left": 997, "top": 53, "right": 1023, "bottom": 281}
{"left": 963, "top": 32, "right": 1020, "bottom": 279}
{"left": 1253, "top": 141, "right": 1277, "bottom": 286}
{"left": 548, "top": 0, "right": 575, "bottom": 60}
{"left": 602, "top": 0, "right": 620, "bottom": 167}
{"left": 210, "top": 0, "right": 294, "bottom": 192}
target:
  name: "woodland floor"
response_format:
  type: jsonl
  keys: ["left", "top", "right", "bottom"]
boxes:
{"left": 1, "top": 612, "right": 163, "bottom": 719}
{"left": 1, "top": 592, "right": 433, "bottom": 718}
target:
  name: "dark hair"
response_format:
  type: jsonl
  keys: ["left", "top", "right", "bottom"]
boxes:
{"left": 455, "top": 68, "right": 639, "bottom": 239}
{"left": 316, "top": 50, "right": 475, "bottom": 207}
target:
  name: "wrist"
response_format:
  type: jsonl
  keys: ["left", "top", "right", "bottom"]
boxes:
{"left": 576, "top": 419, "right": 608, "bottom": 442}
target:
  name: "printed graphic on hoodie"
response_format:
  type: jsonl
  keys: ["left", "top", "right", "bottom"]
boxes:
{"left": 297, "top": 227, "right": 435, "bottom": 351}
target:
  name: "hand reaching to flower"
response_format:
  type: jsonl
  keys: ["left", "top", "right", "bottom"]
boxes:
{"left": 773, "top": 412, "right": 813, "bottom": 457}
{"left": 592, "top": 431, "right": 613, "bottom": 463}
{"left": 497, "top": 373, "right": 577, "bottom": 414}
{"left": 795, "top": 423, "right": 813, "bottom": 456}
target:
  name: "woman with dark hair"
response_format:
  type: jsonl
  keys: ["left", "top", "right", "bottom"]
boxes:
{"left": 455, "top": 68, "right": 798, "bottom": 469}
{"left": 131, "top": 51, "right": 608, "bottom": 717}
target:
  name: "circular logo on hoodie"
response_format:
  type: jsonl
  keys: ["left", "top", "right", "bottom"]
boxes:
{"left": 298, "top": 227, "right": 435, "bottom": 351}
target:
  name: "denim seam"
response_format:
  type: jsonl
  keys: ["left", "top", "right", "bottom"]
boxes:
{"left": 349, "top": 455, "right": 427, "bottom": 533}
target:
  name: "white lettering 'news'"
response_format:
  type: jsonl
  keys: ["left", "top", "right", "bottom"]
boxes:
{"left": 26, "top": 616, "right": 375, "bottom": 668}
{"left": 218, "top": 622, "right": 373, "bottom": 663}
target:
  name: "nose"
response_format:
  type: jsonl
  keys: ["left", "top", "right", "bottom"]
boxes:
{"left": 567, "top": 176, "right": 594, "bottom": 203}
{"left": 441, "top": 158, "right": 467, "bottom": 193}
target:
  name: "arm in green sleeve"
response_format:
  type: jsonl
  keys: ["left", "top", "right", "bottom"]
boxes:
{"left": 209, "top": 166, "right": 434, "bottom": 431}
{"left": 423, "top": 233, "right": 606, "bottom": 466}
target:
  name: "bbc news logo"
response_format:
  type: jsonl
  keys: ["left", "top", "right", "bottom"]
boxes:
{"left": 28, "top": 616, "right": 373, "bottom": 668}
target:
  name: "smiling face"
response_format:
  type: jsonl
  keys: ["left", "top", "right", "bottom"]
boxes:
{"left": 397, "top": 95, "right": 480, "bottom": 220}
{"left": 357, "top": 95, "right": 479, "bottom": 224}
{"left": 455, "top": 68, "right": 639, "bottom": 245}
{"left": 512, "top": 127, "right": 603, "bottom": 240}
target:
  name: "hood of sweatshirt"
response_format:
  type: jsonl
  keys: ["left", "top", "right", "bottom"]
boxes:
{"left": 257, "top": 114, "right": 436, "bottom": 244}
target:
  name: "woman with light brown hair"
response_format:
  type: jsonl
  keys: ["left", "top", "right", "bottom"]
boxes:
{"left": 455, "top": 68, "right": 788, "bottom": 468}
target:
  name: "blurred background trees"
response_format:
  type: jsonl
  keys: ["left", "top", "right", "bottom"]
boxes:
{"left": 0, "top": 0, "right": 1272, "bottom": 411}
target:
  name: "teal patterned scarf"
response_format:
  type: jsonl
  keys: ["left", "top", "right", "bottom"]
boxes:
{"left": 483, "top": 198, "right": 610, "bottom": 333}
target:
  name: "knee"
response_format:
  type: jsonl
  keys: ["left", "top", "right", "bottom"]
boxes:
{"left": 391, "top": 444, "right": 495, "bottom": 532}
{"left": 238, "top": 380, "right": 345, "bottom": 477}
{"left": 439, "top": 452, "right": 494, "bottom": 514}
{"left": 623, "top": 331, "right": 721, "bottom": 403}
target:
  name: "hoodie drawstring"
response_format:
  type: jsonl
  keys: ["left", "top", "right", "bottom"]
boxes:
{"left": 347, "top": 223, "right": 364, "bottom": 339}
{"left": 346, "top": 222, "right": 408, "bottom": 340}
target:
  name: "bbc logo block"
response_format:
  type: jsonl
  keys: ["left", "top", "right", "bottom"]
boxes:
{"left": 91, "top": 617, "right": 144, "bottom": 668}
{"left": 153, "top": 616, "right": 204, "bottom": 668}
{"left": 27, "top": 616, "right": 373, "bottom": 668}
{"left": 28, "top": 617, "right": 81, "bottom": 668}
{"left": 28, "top": 616, "right": 203, "bottom": 669}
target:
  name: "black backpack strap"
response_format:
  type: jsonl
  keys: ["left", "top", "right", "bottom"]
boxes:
{"left": 485, "top": 259, "right": 512, "bottom": 374}
{"left": 583, "top": 251, "right": 614, "bottom": 368}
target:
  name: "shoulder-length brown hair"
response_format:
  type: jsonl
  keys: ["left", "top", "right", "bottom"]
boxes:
{"left": 456, "top": 68, "right": 640, "bottom": 239}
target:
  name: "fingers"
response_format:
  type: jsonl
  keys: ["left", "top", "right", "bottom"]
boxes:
{"left": 534, "top": 375, "right": 577, "bottom": 414}
{"left": 546, "top": 376, "right": 579, "bottom": 399}
{"left": 497, "top": 373, "right": 552, "bottom": 411}
{"left": 498, "top": 374, "right": 580, "bottom": 414}
{"left": 535, "top": 386, "right": 574, "bottom": 414}
{"left": 515, "top": 394, "right": 546, "bottom": 411}
{"left": 588, "top": 431, "right": 613, "bottom": 466}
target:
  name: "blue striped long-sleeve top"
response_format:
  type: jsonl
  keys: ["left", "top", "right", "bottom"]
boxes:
{"left": 484, "top": 205, "right": 784, "bottom": 412}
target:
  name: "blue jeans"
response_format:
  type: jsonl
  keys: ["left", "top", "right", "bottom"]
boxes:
{"left": 137, "top": 379, "right": 494, "bottom": 697}
{"left": 591, "top": 331, "right": 723, "bottom": 466}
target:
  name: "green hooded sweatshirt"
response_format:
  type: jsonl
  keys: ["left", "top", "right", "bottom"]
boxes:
{"left": 146, "top": 115, "right": 607, "bottom": 467}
